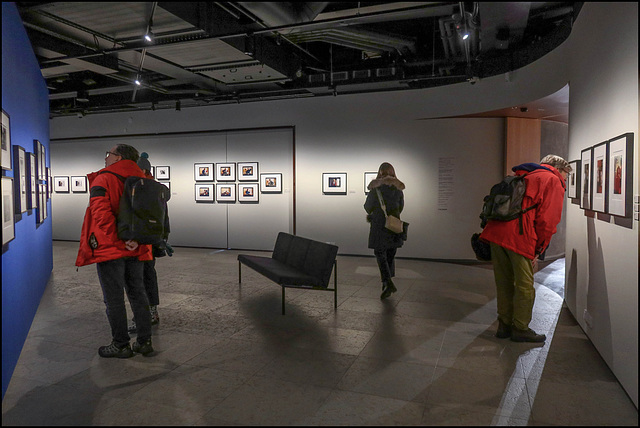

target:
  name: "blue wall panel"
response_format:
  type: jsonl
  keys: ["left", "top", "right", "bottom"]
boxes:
{"left": 2, "top": 2, "right": 53, "bottom": 399}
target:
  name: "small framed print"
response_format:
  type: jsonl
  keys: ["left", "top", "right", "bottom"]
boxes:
{"left": 2, "top": 176, "right": 15, "bottom": 245}
{"left": 28, "top": 152, "right": 37, "bottom": 210}
{"left": 238, "top": 183, "right": 259, "bottom": 203}
{"left": 71, "top": 176, "right": 87, "bottom": 193}
{"left": 364, "top": 172, "right": 377, "bottom": 194}
{"left": 237, "top": 162, "right": 258, "bottom": 181}
{"left": 567, "top": 160, "right": 580, "bottom": 200}
{"left": 323, "top": 172, "right": 347, "bottom": 194}
{"left": 195, "top": 184, "right": 214, "bottom": 202}
{"left": 47, "top": 168, "right": 52, "bottom": 199}
{"left": 2, "top": 109, "right": 12, "bottom": 171}
{"left": 156, "top": 166, "right": 170, "bottom": 180}
{"left": 54, "top": 176, "right": 69, "bottom": 193}
{"left": 216, "top": 183, "right": 236, "bottom": 202}
{"left": 260, "top": 173, "right": 282, "bottom": 193}
{"left": 216, "top": 162, "right": 236, "bottom": 181}
{"left": 591, "top": 141, "right": 608, "bottom": 213}
{"left": 580, "top": 147, "right": 592, "bottom": 210}
{"left": 13, "top": 145, "right": 28, "bottom": 213}
{"left": 607, "top": 132, "right": 634, "bottom": 217}
{"left": 195, "top": 163, "right": 214, "bottom": 182}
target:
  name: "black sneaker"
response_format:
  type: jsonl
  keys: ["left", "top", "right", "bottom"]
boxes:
{"left": 98, "top": 342, "right": 133, "bottom": 358}
{"left": 132, "top": 339, "right": 155, "bottom": 356}
{"left": 495, "top": 320, "right": 512, "bottom": 339}
{"left": 510, "top": 327, "right": 546, "bottom": 343}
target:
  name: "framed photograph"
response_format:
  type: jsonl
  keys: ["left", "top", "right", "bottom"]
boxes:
{"left": 364, "top": 172, "right": 377, "bottom": 194}
{"left": 71, "top": 176, "right": 87, "bottom": 193}
{"left": 39, "top": 182, "right": 47, "bottom": 223}
{"left": 237, "top": 162, "right": 258, "bottom": 181}
{"left": 54, "top": 176, "right": 69, "bottom": 193}
{"left": 194, "top": 163, "right": 214, "bottom": 182}
{"left": 607, "top": 132, "right": 634, "bottom": 217}
{"left": 591, "top": 141, "right": 608, "bottom": 213}
{"left": 2, "top": 176, "right": 15, "bottom": 245}
{"left": 323, "top": 172, "right": 347, "bottom": 194}
{"left": 47, "top": 167, "right": 52, "bottom": 199}
{"left": 161, "top": 182, "right": 170, "bottom": 192}
{"left": 13, "top": 146, "right": 28, "bottom": 213}
{"left": 216, "top": 183, "right": 236, "bottom": 202}
{"left": 40, "top": 142, "right": 46, "bottom": 181}
{"left": 260, "top": 173, "right": 282, "bottom": 193}
{"left": 156, "top": 166, "right": 170, "bottom": 180}
{"left": 238, "top": 183, "right": 259, "bottom": 203}
{"left": 567, "top": 160, "right": 580, "bottom": 200}
{"left": 195, "top": 184, "right": 214, "bottom": 202}
{"left": 216, "top": 162, "right": 236, "bottom": 181}
{"left": 580, "top": 148, "right": 592, "bottom": 210}
{"left": 27, "top": 152, "right": 37, "bottom": 210}
{"left": 2, "top": 109, "right": 11, "bottom": 171}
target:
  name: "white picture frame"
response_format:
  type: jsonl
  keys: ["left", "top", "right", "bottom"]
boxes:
{"left": 216, "top": 162, "right": 236, "bottom": 182}
{"left": 216, "top": 183, "right": 236, "bottom": 202}
{"left": 194, "top": 163, "right": 214, "bottom": 182}
{"left": 1, "top": 109, "right": 12, "bottom": 171}
{"left": 195, "top": 184, "right": 214, "bottom": 202}
{"left": 238, "top": 183, "right": 259, "bottom": 203}
{"left": 156, "top": 166, "right": 170, "bottom": 180}
{"left": 260, "top": 173, "right": 282, "bottom": 193}
{"left": 54, "top": 176, "right": 70, "bottom": 193}
{"left": 237, "top": 162, "right": 259, "bottom": 181}
{"left": 2, "top": 176, "right": 15, "bottom": 245}
{"left": 323, "top": 172, "right": 347, "bottom": 194}
{"left": 71, "top": 176, "right": 87, "bottom": 193}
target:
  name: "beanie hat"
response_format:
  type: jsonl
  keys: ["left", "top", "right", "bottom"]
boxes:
{"left": 137, "top": 152, "right": 151, "bottom": 172}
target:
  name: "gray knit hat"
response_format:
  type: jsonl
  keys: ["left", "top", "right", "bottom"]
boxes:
{"left": 137, "top": 152, "right": 151, "bottom": 172}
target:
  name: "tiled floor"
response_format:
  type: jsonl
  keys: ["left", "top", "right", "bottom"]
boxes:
{"left": 2, "top": 241, "right": 637, "bottom": 425}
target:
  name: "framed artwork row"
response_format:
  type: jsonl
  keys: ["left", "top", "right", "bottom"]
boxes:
{"left": 194, "top": 183, "right": 259, "bottom": 203}
{"left": 576, "top": 132, "right": 634, "bottom": 218}
{"left": 194, "top": 162, "right": 259, "bottom": 182}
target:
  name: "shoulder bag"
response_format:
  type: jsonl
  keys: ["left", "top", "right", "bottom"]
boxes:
{"left": 376, "top": 189, "right": 404, "bottom": 234}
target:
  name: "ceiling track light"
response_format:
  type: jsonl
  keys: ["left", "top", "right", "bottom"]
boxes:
{"left": 144, "top": 31, "right": 153, "bottom": 43}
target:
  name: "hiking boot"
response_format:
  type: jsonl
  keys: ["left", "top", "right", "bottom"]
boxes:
{"left": 150, "top": 305, "right": 159, "bottom": 326}
{"left": 128, "top": 318, "right": 137, "bottom": 333}
{"left": 495, "top": 320, "right": 512, "bottom": 339}
{"left": 132, "top": 338, "right": 155, "bottom": 356}
{"left": 98, "top": 341, "right": 133, "bottom": 359}
{"left": 510, "top": 327, "right": 546, "bottom": 343}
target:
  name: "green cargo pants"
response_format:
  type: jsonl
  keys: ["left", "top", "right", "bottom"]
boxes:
{"left": 490, "top": 243, "right": 535, "bottom": 331}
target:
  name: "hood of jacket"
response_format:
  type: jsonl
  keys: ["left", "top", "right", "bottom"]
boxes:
{"left": 88, "top": 159, "right": 143, "bottom": 185}
{"left": 368, "top": 176, "right": 405, "bottom": 191}
{"left": 513, "top": 162, "right": 566, "bottom": 190}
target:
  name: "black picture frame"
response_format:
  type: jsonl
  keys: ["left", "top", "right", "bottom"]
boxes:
{"left": 194, "top": 163, "right": 214, "bottom": 182}
{"left": 216, "top": 183, "right": 236, "bottom": 202}
{"left": 2, "top": 109, "right": 12, "bottom": 171}
{"left": 260, "top": 173, "right": 282, "bottom": 193}
{"left": 195, "top": 184, "right": 215, "bottom": 202}
{"left": 580, "top": 147, "right": 592, "bottom": 210}
{"left": 54, "top": 176, "right": 70, "bottom": 193}
{"left": 13, "top": 145, "right": 27, "bottom": 213}
{"left": 607, "top": 132, "right": 634, "bottom": 217}
{"left": 238, "top": 183, "right": 259, "bottom": 203}
{"left": 237, "top": 162, "right": 259, "bottom": 182}
{"left": 216, "top": 162, "right": 236, "bottom": 182}
{"left": 567, "top": 160, "right": 580, "bottom": 200}
{"left": 156, "top": 166, "right": 170, "bottom": 180}
{"left": 591, "top": 141, "right": 608, "bottom": 214}
{"left": 322, "top": 172, "right": 347, "bottom": 195}
{"left": 71, "top": 176, "right": 87, "bottom": 193}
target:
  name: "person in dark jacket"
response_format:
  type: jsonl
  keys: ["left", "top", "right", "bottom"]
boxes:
{"left": 364, "top": 162, "right": 406, "bottom": 299}
{"left": 76, "top": 144, "right": 154, "bottom": 358}
{"left": 480, "top": 154, "right": 571, "bottom": 343}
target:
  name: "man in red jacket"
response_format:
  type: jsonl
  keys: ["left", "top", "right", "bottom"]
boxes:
{"left": 76, "top": 144, "right": 154, "bottom": 358}
{"left": 480, "top": 154, "right": 571, "bottom": 343}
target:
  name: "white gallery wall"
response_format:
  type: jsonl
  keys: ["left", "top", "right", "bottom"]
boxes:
{"left": 48, "top": 2, "right": 638, "bottom": 406}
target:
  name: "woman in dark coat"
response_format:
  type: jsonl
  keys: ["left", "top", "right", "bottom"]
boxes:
{"left": 364, "top": 162, "right": 406, "bottom": 299}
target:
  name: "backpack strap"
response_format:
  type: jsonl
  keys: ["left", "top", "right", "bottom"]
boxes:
{"left": 99, "top": 170, "right": 126, "bottom": 183}
{"left": 517, "top": 203, "right": 539, "bottom": 234}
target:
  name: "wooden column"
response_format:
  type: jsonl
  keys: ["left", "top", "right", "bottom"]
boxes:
{"left": 504, "top": 117, "right": 541, "bottom": 175}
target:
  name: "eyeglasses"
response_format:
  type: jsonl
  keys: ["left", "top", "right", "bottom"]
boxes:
{"left": 105, "top": 151, "right": 119, "bottom": 158}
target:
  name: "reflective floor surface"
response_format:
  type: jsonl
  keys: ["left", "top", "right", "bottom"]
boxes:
{"left": 2, "top": 241, "right": 637, "bottom": 425}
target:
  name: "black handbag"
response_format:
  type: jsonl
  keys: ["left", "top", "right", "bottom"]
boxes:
{"left": 471, "top": 233, "right": 491, "bottom": 261}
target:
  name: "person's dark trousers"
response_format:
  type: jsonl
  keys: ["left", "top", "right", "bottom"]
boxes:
{"left": 374, "top": 248, "right": 397, "bottom": 282}
{"left": 97, "top": 257, "right": 152, "bottom": 347}
{"left": 143, "top": 258, "right": 159, "bottom": 306}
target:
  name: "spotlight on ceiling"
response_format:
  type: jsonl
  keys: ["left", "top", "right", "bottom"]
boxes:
{"left": 462, "top": 33, "right": 469, "bottom": 40}
{"left": 76, "top": 91, "right": 89, "bottom": 103}
{"left": 134, "top": 77, "right": 142, "bottom": 86}
{"left": 144, "top": 30, "right": 153, "bottom": 43}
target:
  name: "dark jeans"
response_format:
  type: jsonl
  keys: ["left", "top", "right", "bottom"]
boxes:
{"left": 143, "top": 258, "right": 159, "bottom": 306}
{"left": 374, "top": 248, "right": 397, "bottom": 283}
{"left": 96, "top": 257, "right": 152, "bottom": 347}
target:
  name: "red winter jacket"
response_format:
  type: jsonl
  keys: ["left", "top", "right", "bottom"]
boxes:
{"left": 76, "top": 160, "right": 152, "bottom": 266}
{"left": 480, "top": 163, "right": 566, "bottom": 260}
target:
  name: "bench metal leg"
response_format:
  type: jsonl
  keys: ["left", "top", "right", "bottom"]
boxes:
{"left": 238, "top": 261, "right": 242, "bottom": 283}
{"left": 334, "top": 260, "right": 338, "bottom": 310}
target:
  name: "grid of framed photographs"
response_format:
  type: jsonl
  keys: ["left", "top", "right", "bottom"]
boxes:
{"left": 576, "top": 132, "right": 634, "bottom": 218}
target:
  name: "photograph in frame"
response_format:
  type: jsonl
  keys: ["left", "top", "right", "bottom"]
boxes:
{"left": 591, "top": 141, "right": 608, "bottom": 213}
{"left": 156, "top": 166, "right": 170, "bottom": 180}
{"left": 237, "top": 162, "right": 259, "bottom": 181}
{"left": 607, "top": 132, "right": 634, "bottom": 217}
{"left": 2, "top": 176, "right": 15, "bottom": 245}
{"left": 54, "top": 176, "right": 69, "bottom": 193}
{"left": 13, "top": 145, "right": 27, "bottom": 213}
{"left": 260, "top": 173, "right": 282, "bottom": 193}
{"left": 216, "top": 183, "right": 236, "bottom": 202}
{"left": 238, "top": 183, "right": 259, "bottom": 203}
{"left": 39, "top": 182, "right": 47, "bottom": 223}
{"left": 71, "top": 176, "right": 87, "bottom": 193}
{"left": 364, "top": 172, "right": 377, "bottom": 194}
{"left": 2, "top": 109, "right": 11, "bottom": 171}
{"left": 40, "top": 143, "right": 46, "bottom": 181}
{"left": 216, "top": 163, "right": 236, "bottom": 182}
{"left": 194, "top": 163, "right": 214, "bottom": 182}
{"left": 323, "top": 172, "right": 347, "bottom": 194}
{"left": 580, "top": 148, "right": 592, "bottom": 210}
{"left": 28, "top": 152, "right": 37, "bottom": 210}
{"left": 47, "top": 167, "right": 52, "bottom": 199}
{"left": 195, "top": 184, "right": 214, "bottom": 202}
{"left": 567, "top": 160, "right": 580, "bottom": 200}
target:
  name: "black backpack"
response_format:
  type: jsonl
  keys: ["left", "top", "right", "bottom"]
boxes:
{"left": 479, "top": 174, "right": 537, "bottom": 234}
{"left": 118, "top": 176, "right": 170, "bottom": 246}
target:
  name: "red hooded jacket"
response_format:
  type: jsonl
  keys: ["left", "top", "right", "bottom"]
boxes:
{"left": 76, "top": 159, "right": 152, "bottom": 266}
{"left": 480, "top": 163, "right": 566, "bottom": 260}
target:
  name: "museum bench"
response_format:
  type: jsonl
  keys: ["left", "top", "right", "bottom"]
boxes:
{"left": 237, "top": 232, "right": 339, "bottom": 314}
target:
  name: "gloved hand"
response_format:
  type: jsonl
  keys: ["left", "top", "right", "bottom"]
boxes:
{"left": 165, "top": 242, "right": 174, "bottom": 257}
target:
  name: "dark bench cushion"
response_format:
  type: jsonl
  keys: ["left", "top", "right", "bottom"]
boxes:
{"left": 238, "top": 254, "right": 324, "bottom": 287}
